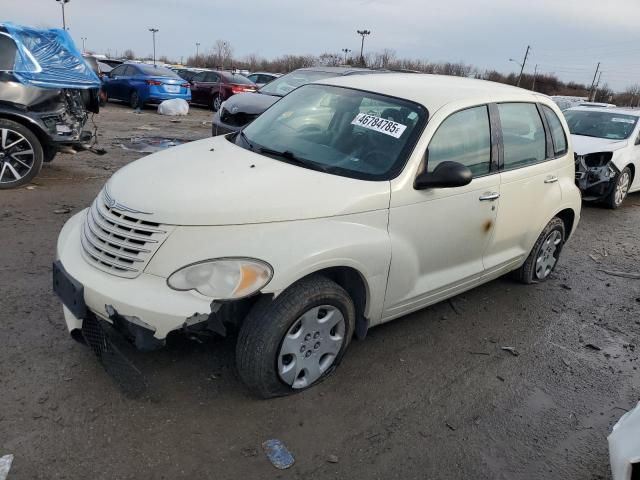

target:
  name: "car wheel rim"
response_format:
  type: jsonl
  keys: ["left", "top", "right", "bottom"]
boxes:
{"left": 0, "top": 128, "right": 35, "bottom": 185}
{"left": 213, "top": 97, "right": 221, "bottom": 110}
{"left": 535, "top": 229, "right": 562, "bottom": 280}
{"left": 278, "top": 305, "right": 345, "bottom": 389}
{"left": 615, "top": 171, "right": 630, "bottom": 206}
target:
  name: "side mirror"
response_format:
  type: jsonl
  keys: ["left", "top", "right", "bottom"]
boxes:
{"left": 414, "top": 160, "right": 473, "bottom": 190}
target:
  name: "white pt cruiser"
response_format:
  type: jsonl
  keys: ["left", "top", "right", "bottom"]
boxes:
{"left": 54, "top": 74, "right": 581, "bottom": 398}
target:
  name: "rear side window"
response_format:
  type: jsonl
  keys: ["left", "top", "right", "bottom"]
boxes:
{"left": 192, "top": 72, "right": 206, "bottom": 82}
{"left": 123, "top": 65, "right": 137, "bottom": 76}
{"left": 427, "top": 105, "right": 492, "bottom": 177}
{"left": 0, "top": 35, "right": 17, "bottom": 70}
{"left": 498, "top": 103, "right": 546, "bottom": 170}
{"left": 205, "top": 72, "right": 219, "bottom": 82}
{"left": 111, "top": 65, "right": 126, "bottom": 76}
{"left": 541, "top": 105, "right": 568, "bottom": 156}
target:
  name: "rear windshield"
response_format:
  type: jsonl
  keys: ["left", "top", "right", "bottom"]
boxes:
{"left": 259, "top": 70, "right": 339, "bottom": 96}
{"left": 0, "top": 34, "right": 17, "bottom": 70}
{"left": 137, "top": 64, "right": 180, "bottom": 78}
{"left": 223, "top": 73, "right": 255, "bottom": 85}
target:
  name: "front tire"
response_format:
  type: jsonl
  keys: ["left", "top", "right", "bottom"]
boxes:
{"left": 605, "top": 166, "right": 631, "bottom": 209}
{"left": 514, "top": 217, "right": 565, "bottom": 284}
{"left": 129, "top": 90, "right": 141, "bottom": 109}
{"left": 236, "top": 275, "right": 355, "bottom": 398}
{"left": 0, "top": 119, "right": 44, "bottom": 189}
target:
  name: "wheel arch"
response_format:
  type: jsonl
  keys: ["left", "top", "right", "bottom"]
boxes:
{"left": 0, "top": 112, "right": 52, "bottom": 159}
{"left": 554, "top": 207, "right": 576, "bottom": 239}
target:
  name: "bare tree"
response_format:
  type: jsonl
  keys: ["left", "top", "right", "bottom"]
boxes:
{"left": 122, "top": 49, "right": 135, "bottom": 60}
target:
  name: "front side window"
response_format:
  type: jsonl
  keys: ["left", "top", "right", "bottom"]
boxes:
{"left": 541, "top": 105, "right": 568, "bottom": 156}
{"left": 564, "top": 110, "right": 638, "bottom": 140}
{"left": 239, "top": 84, "right": 427, "bottom": 180}
{"left": 498, "top": 103, "right": 546, "bottom": 170}
{"left": 427, "top": 106, "right": 491, "bottom": 177}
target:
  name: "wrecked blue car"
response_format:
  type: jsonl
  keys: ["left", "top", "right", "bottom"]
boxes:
{"left": 0, "top": 22, "right": 101, "bottom": 189}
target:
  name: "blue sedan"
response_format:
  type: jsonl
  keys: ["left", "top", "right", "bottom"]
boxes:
{"left": 102, "top": 63, "right": 191, "bottom": 108}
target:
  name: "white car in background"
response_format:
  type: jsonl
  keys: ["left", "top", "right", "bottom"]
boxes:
{"left": 54, "top": 74, "right": 581, "bottom": 398}
{"left": 565, "top": 107, "right": 640, "bottom": 208}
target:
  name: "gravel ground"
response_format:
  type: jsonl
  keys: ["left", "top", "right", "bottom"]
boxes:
{"left": 1, "top": 103, "right": 639, "bottom": 480}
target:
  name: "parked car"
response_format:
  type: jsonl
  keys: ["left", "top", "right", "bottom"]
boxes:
{"left": 577, "top": 102, "right": 616, "bottom": 109}
{"left": 0, "top": 23, "right": 100, "bottom": 189}
{"left": 609, "top": 400, "right": 640, "bottom": 480}
{"left": 212, "top": 66, "right": 377, "bottom": 135}
{"left": 246, "top": 72, "right": 281, "bottom": 88}
{"left": 551, "top": 95, "right": 587, "bottom": 111}
{"left": 565, "top": 106, "right": 640, "bottom": 208}
{"left": 53, "top": 74, "right": 581, "bottom": 397}
{"left": 176, "top": 68, "right": 208, "bottom": 82}
{"left": 189, "top": 70, "right": 257, "bottom": 111}
{"left": 99, "top": 58, "right": 124, "bottom": 69}
{"left": 102, "top": 63, "right": 191, "bottom": 109}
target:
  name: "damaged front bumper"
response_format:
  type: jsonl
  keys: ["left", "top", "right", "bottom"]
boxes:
{"left": 54, "top": 211, "right": 229, "bottom": 351}
{"left": 574, "top": 152, "right": 618, "bottom": 201}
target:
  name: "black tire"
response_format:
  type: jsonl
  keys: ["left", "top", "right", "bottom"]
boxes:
{"left": 604, "top": 166, "right": 632, "bottom": 209}
{"left": 0, "top": 119, "right": 44, "bottom": 189}
{"left": 236, "top": 275, "right": 355, "bottom": 398}
{"left": 43, "top": 144, "right": 57, "bottom": 163}
{"left": 211, "top": 94, "right": 221, "bottom": 112}
{"left": 514, "top": 217, "right": 565, "bottom": 284}
{"left": 129, "top": 90, "right": 141, "bottom": 109}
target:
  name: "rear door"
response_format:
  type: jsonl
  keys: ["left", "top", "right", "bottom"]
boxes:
{"left": 483, "top": 102, "right": 564, "bottom": 275}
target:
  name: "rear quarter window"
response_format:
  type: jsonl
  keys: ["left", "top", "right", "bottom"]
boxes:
{"left": 541, "top": 105, "right": 568, "bottom": 156}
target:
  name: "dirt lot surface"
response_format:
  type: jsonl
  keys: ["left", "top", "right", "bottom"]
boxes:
{"left": 1, "top": 103, "right": 639, "bottom": 480}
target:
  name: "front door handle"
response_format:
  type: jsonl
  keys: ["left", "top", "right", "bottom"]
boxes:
{"left": 544, "top": 175, "right": 558, "bottom": 184}
{"left": 479, "top": 192, "right": 500, "bottom": 201}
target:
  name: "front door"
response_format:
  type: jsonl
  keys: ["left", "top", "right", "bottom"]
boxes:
{"left": 383, "top": 105, "right": 500, "bottom": 320}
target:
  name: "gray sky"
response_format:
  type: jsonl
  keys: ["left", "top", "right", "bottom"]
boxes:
{"left": 5, "top": 0, "right": 640, "bottom": 91}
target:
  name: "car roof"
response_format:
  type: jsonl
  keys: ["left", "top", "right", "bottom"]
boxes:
{"left": 250, "top": 71, "right": 281, "bottom": 76}
{"left": 319, "top": 73, "right": 536, "bottom": 111}
{"left": 567, "top": 106, "right": 640, "bottom": 116}
{"left": 296, "top": 66, "right": 376, "bottom": 75}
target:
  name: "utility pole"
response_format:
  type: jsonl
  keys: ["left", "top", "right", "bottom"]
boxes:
{"left": 357, "top": 30, "right": 371, "bottom": 66}
{"left": 81, "top": 36, "right": 87, "bottom": 53}
{"left": 341, "top": 48, "right": 351, "bottom": 64}
{"left": 148, "top": 28, "right": 159, "bottom": 66}
{"left": 588, "top": 62, "right": 600, "bottom": 101}
{"left": 516, "top": 45, "right": 530, "bottom": 87}
{"left": 55, "top": 0, "right": 70, "bottom": 30}
{"left": 592, "top": 71, "right": 603, "bottom": 101}
{"left": 195, "top": 42, "right": 200, "bottom": 67}
{"left": 531, "top": 64, "right": 538, "bottom": 91}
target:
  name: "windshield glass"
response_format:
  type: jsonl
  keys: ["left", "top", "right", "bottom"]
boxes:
{"left": 564, "top": 110, "right": 638, "bottom": 140}
{"left": 259, "top": 70, "right": 339, "bottom": 96}
{"left": 137, "top": 64, "right": 180, "bottom": 78}
{"left": 238, "top": 84, "right": 427, "bottom": 180}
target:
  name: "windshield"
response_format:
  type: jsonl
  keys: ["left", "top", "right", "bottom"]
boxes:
{"left": 238, "top": 84, "right": 427, "bottom": 180}
{"left": 137, "top": 64, "right": 180, "bottom": 78}
{"left": 259, "top": 70, "right": 339, "bottom": 96}
{"left": 564, "top": 110, "right": 638, "bottom": 140}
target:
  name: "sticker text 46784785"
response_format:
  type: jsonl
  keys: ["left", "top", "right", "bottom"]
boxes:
{"left": 351, "top": 113, "right": 408, "bottom": 139}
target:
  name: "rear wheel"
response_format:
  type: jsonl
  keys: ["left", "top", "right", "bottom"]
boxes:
{"left": 236, "top": 275, "right": 355, "bottom": 398}
{"left": 0, "top": 119, "right": 43, "bottom": 189}
{"left": 129, "top": 90, "right": 141, "bottom": 109}
{"left": 605, "top": 166, "right": 631, "bottom": 209}
{"left": 211, "top": 94, "right": 222, "bottom": 112}
{"left": 514, "top": 217, "right": 565, "bottom": 284}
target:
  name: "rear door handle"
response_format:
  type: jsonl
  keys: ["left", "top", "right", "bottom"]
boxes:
{"left": 479, "top": 192, "right": 500, "bottom": 201}
{"left": 544, "top": 175, "right": 558, "bottom": 184}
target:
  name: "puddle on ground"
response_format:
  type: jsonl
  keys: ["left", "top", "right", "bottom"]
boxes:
{"left": 115, "top": 136, "right": 191, "bottom": 154}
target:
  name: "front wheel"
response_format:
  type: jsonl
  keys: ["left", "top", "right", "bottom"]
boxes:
{"left": 236, "top": 275, "right": 355, "bottom": 398}
{"left": 605, "top": 166, "right": 631, "bottom": 209}
{"left": 0, "top": 119, "right": 44, "bottom": 189}
{"left": 514, "top": 217, "right": 565, "bottom": 284}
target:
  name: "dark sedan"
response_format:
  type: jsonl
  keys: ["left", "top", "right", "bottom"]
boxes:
{"left": 189, "top": 70, "right": 257, "bottom": 111}
{"left": 212, "top": 66, "right": 376, "bottom": 135}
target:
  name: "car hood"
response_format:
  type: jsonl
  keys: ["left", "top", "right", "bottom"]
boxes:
{"left": 221, "top": 91, "right": 280, "bottom": 115}
{"left": 104, "top": 136, "right": 390, "bottom": 226}
{"left": 571, "top": 135, "right": 628, "bottom": 155}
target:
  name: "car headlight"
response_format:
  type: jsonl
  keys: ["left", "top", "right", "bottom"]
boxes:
{"left": 167, "top": 258, "right": 273, "bottom": 299}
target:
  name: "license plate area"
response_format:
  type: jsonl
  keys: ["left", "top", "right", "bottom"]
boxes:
{"left": 52, "top": 260, "right": 87, "bottom": 319}
{"left": 164, "top": 85, "right": 179, "bottom": 93}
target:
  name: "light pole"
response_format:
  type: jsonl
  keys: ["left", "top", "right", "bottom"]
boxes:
{"left": 81, "top": 36, "right": 87, "bottom": 53}
{"left": 341, "top": 48, "right": 351, "bottom": 64}
{"left": 195, "top": 42, "right": 200, "bottom": 67}
{"left": 357, "top": 29, "right": 371, "bottom": 66}
{"left": 149, "top": 28, "right": 159, "bottom": 66}
{"left": 55, "top": 0, "right": 70, "bottom": 30}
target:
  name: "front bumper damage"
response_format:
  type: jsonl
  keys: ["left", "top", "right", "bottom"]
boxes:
{"left": 574, "top": 152, "right": 618, "bottom": 201}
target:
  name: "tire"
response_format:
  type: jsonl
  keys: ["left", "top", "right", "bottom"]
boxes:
{"left": 211, "top": 94, "right": 222, "bottom": 112}
{"left": 514, "top": 217, "right": 565, "bottom": 284}
{"left": 0, "top": 119, "right": 44, "bottom": 189}
{"left": 236, "top": 275, "right": 355, "bottom": 398}
{"left": 43, "top": 145, "right": 57, "bottom": 163}
{"left": 129, "top": 90, "right": 141, "bottom": 109}
{"left": 604, "top": 166, "right": 632, "bottom": 209}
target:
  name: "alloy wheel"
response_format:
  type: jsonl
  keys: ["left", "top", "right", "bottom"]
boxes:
{"left": 614, "top": 171, "right": 630, "bottom": 206}
{"left": 278, "top": 305, "right": 346, "bottom": 389}
{"left": 0, "top": 128, "right": 35, "bottom": 185}
{"left": 535, "top": 229, "right": 562, "bottom": 280}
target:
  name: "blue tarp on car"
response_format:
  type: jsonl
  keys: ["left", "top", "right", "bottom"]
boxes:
{"left": 0, "top": 22, "right": 100, "bottom": 89}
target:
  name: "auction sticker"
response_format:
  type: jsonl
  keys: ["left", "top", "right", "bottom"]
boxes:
{"left": 351, "top": 113, "right": 407, "bottom": 138}
{"left": 611, "top": 117, "right": 635, "bottom": 124}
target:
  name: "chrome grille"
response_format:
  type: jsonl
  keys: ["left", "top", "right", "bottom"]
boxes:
{"left": 80, "top": 194, "right": 170, "bottom": 278}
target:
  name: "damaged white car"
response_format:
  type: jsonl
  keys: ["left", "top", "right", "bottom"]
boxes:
{"left": 609, "top": 400, "right": 640, "bottom": 480}
{"left": 565, "top": 107, "right": 640, "bottom": 208}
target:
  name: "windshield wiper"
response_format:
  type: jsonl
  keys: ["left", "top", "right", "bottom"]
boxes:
{"left": 238, "top": 130, "right": 254, "bottom": 150}
{"left": 259, "top": 147, "right": 331, "bottom": 172}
